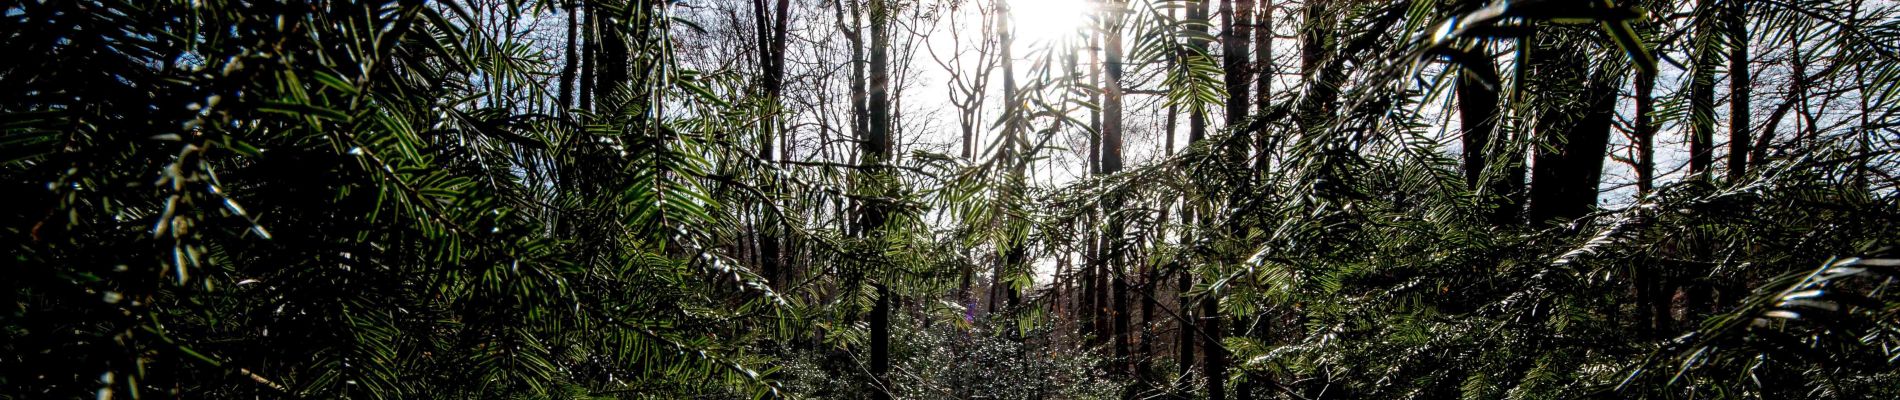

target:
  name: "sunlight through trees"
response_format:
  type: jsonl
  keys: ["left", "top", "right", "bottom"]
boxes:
{"left": 4, "top": 0, "right": 1898, "bottom": 398}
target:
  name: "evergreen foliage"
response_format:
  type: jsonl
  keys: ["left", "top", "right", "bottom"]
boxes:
{"left": 3, "top": 0, "right": 1896, "bottom": 398}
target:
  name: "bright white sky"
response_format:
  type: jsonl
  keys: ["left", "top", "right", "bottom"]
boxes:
{"left": 1008, "top": 0, "right": 1093, "bottom": 45}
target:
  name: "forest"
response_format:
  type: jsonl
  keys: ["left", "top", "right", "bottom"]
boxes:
{"left": 3, "top": 0, "right": 1899, "bottom": 398}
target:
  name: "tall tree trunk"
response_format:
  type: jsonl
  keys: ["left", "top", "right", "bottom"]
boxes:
{"left": 1457, "top": 42, "right": 1510, "bottom": 225}
{"left": 753, "top": 0, "right": 791, "bottom": 289}
{"left": 1635, "top": 70, "right": 1656, "bottom": 195}
{"left": 1294, "top": 0, "right": 1337, "bottom": 137}
{"left": 1688, "top": 0, "right": 1719, "bottom": 179}
{"left": 1253, "top": 1, "right": 1274, "bottom": 172}
{"left": 1525, "top": 32, "right": 1620, "bottom": 225}
{"left": 579, "top": 2, "right": 597, "bottom": 111}
{"left": 997, "top": 0, "right": 1028, "bottom": 315}
{"left": 1223, "top": 0, "right": 1253, "bottom": 128}
{"left": 1221, "top": 1, "right": 1253, "bottom": 398}
{"left": 1678, "top": 0, "right": 1724, "bottom": 325}
{"left": 848, "top": 0, "right": 868, "bottom": 146}
{"left": 1171, "top": 1, "right": 1198, "bottom": 373}
{"left": 1201, "top": 294, "right": 1226, "bottom": 400}
{"left": 1103, "top": 0, "right": 1131, "bottom": 379}
{"left": 1085, "top": 24, "right": 1110, "bottom": 349}
{"left": 1726, "top": 0, "right": 1750, "bottom": 182}
{"left": 865, "top": 1, "right": 894, "bottom": 397}
{"left": 559, "top": 0, "right": 578, "bottom": 111}
{"left": 594, "top": 2, "right": 630, "bottom": 106}
{"left": 1633, "top": 66, "right": 1667, "bottom": 336}
{"left": 1187, "top": 1, "right": 1222, "bottom": 397}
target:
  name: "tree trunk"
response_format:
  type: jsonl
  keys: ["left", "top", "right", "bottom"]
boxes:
{"left": 1253, "top": 1, "right": 1274, "bottom": 172}
{"left": 1727, "top": 0, "right": 1750, "bottom": 182}
{"left": 1103, "top": 0, "right": 1130, "bottom": 378}
{"left": 1688, "top": 0, "right": 1719, "bottom": 179}
{"left": 1221, "top": 1, "right": 1253, "bottom": 398}
{"left": 865, "top": 0, "right": 894, "bottom": 397}
{"left": 559, "top": 0, "right": 579, "bottom": 111}
{"left": 579, "top": 2, "right": 596, "bottom": 111}
{"left": 594, "top": 2, "right": 630, "bottom": 106}
{"left": 1456, "top": 42, "right": 1511, "bottom": 225}
{"left": 1635, "top": 70, "right": 1656, "bottom": 195}
{"left": 1187, "top": 1, "right": 1223, "bottom": 397}
{"left": 753, "top": 0, "right": 791, "bottom": 289}
{"left": 1294, "top": 0, "right": 1337, "bottom": 137}
{"left": 1201, "top": 295, "right": 1226, "bottom": 400}
{"left": 1084, "top": 24, "right": 1109, "bottom": 348}
{"left": 869, "top": 284, "right": 892, "bottom": 398}
{"left": 849, "top": 0, "right": 868, "bottom": 147}
{"left": 1223, "top": 0, "right": 1253, "bottom": 128}
{"left": 1525, "top": 32, "right": 1620, "bottom": 225}
{"left": 1633, "top": 66, "right": 1665, "bottom": 336}
{"left": 998, "top": 0, "right": 1028, "bottom": 315}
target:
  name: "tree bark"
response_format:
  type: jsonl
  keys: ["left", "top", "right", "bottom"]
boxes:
{"left": 1201, "top": 294, "right": 1226, "bottom": 400}
{"left": 1726, "top": 0, "right": 1750, "bottom": 182}
{"left": 579, "top": 1, "right": 596, "bottom": 111}
{"left": 1456, "top": 42, "right": 1515, "bottom": 225}
{"left": 1102, "top": 0, "right": 1130, "bottom": 379}
{"left": 559, "top": 0, "right": 579, "bottom": 111}
{"left": 1221, "top": 1, "right": 1253, "bottom": 398}
{"left": 1223, "top": 0, "right": 1253, "bottom": 128}
{"left": 594, "top": 2, "right": 630, "bottom": 106}
{"left": 865, "top": 1, "right": 894, "bottom": 397}
{"left": 1688, "top": 0, "right": 1719, "bottom": 179}
{"left": 1525, "top": 32, "right": 1620, "bottom": 225}
{"left": 1294, "top": 0, "right": 1337, "bottom": 138}
{"left": 1253, "top": 1, "right": 1274, "bottom": 172}
{"left": 1187, "top": 1, "right": 1223, "bottom": 397}
{"left": 1635, "top": 70, "right": 1656, "bottom": 195}
{"left": 752, "top": 0, "right": 791, "bottom": 289}
{"left": 997, "top": 0, "right": 1028, "bottom": 315}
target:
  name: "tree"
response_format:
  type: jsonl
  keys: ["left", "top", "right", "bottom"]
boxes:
{"left": 1727, "top": 0, "right": 1752, "bottom": 181}
{"left": 1525, "top": 30, "right": 1620, "bottom": 225}
{"left": 864, "top": 1, "right": 896, "bottom": 397}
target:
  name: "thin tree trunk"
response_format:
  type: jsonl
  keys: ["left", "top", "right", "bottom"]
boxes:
{"left": 848, "top": 0, "right": 868, "bottom": 145}
{"left": 1085, "top": 25, "right": 1109, "bottom": 349}
{"left": 1138, "top": 101, "right": 1176, "bottom": 395}
{"left": 559, "top": 0, "right": 578, "bottom": 111}
{"left": 1186, "top": 1, "right": 1220, "bottom": 397}
{"left": 1633, "top": 67, "right": 1665, "bottom": 336}
{"left": 865, "top": 0, "right": 894, "bottom": 397}
{"left": 1457, "top": 42, "right": 1504, "bottom": 224}
{"left": 579, "top": 2, "right": 596, "bottom": 111}
{"left": 1138, "top": 252, "right": 1158, "bottom": 385}
{"left": 1294, "top": 0, "right": 1336, "bottom": 138}
{"left": 996, "top": 0, "right": 1027, "bottom": 315}
{"left": 1223, "top": 0, "right": 1253, "bottom": 128}
{"left": 1635, "top": 70, "right": 1656, "bottom": 195}
{"left": 1221, "top": 1, "right": 1253, "bottom": 397}
{"left": 1726, "top": 0, "right": 1750, "bottom": 182}
{"left": 753, "top": 0, "right": 791, "bottom": 289}
{"left": 1253, "top": 1, "right": 1274, "bottom": 172}
{"left": 1102, "top": 0, "right": 1130, "bottom": 380}
{"left": 1201, "top": 294, "right": 1225, "bottom": 400}
{"left": 1688, "top": 0, "right": 1719, "bottom": 179}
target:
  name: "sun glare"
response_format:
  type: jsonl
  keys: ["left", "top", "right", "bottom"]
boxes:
{"left": 1007, "top": 0, "right": 1093, "bottom": 46}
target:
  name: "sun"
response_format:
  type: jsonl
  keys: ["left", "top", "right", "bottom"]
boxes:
{"left": 1006, "top": 0, "right": 1093, "bottom": 46}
